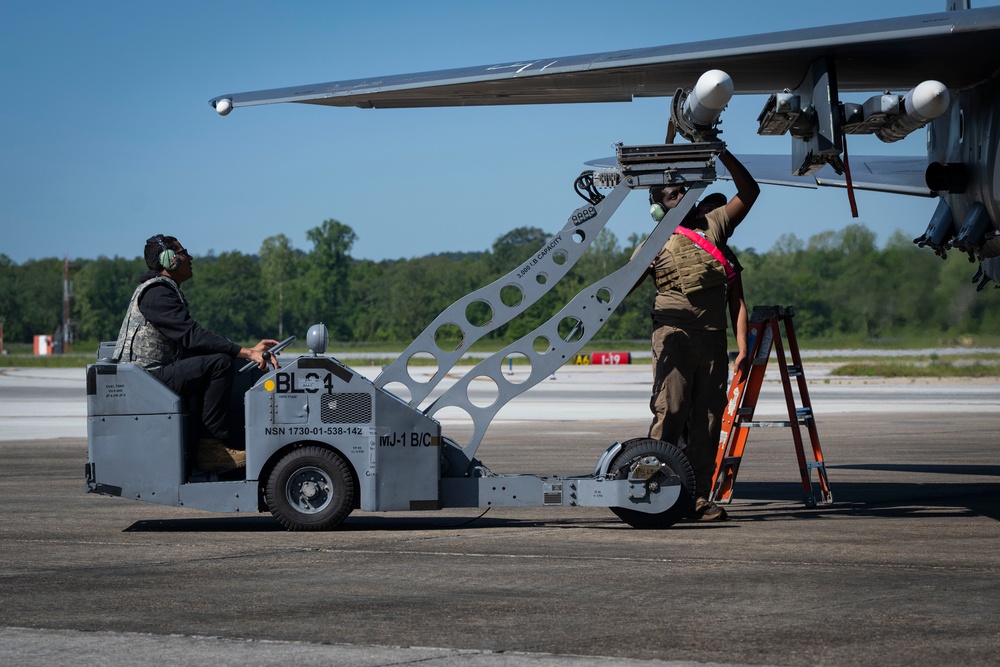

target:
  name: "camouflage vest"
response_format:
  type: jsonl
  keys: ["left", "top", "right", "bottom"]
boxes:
{"left": 654, "top": 232, "right": 730, "bottom": 295}
{"left": 113, "top": 276, "right": 185, "bottom": 370}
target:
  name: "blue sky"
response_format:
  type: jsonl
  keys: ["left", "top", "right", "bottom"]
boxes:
{"left": 2, "top": 0, "right": 992, "bottom": 265}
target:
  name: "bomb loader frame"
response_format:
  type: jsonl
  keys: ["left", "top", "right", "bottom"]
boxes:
{"left": 86, "top": 142, "right": 722, "bottom": 530}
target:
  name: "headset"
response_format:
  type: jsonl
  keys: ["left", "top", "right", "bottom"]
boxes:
{"left": 649, "top": 188, "right": 667, "bottom": 222}
{"left": 154, "top": 234, "right": 179, "bottom": 271}
{"left": 649, "top": 186, "right": 696, "bottom": 222}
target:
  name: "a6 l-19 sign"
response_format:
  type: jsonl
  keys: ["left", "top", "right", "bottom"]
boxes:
{"left": 590, "top": 351, "right": 631, "bottom": 365}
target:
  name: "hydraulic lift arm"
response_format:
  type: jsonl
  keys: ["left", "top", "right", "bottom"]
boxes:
{"left": 374, "top": 142, "right": 726, "bottom": 413}
{"left": 417, "top": 142, "right": 726, "bottom": 471}
{"left": 373, "top": 186, "right": 631, "bottom": 407}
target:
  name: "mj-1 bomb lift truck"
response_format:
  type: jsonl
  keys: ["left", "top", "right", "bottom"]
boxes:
{"left": 86, "top": 142, "right": 722, "bottom": 530}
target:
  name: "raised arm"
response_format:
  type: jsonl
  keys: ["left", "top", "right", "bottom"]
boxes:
{"left": 719, "top": 150, "right": 760, "bottom": 228}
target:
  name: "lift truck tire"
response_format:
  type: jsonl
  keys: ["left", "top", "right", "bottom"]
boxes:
{"left": 264, "top": 445, "right": 356, "bottom": 531}
{"left": 608, "top": 439, "right": 695, "bottom": 529}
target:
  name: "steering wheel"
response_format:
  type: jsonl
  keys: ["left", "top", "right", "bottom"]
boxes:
{"left": 238, "top": 335, "right": 297, "bottom": 374}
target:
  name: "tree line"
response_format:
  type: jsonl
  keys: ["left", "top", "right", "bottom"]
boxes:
{"left": 1, "top": 218, "right": 997, "bottom": 349}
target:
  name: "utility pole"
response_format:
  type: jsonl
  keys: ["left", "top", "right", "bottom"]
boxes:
{"left": 62, "top": 256, "right": 73, "bottom": 354}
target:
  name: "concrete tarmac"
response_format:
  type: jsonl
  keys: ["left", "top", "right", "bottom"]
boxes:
{"left": 0, "top": 367, "right": 998, "bottom": 666}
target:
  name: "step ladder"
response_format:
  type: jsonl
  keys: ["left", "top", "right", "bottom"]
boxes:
{"left": 710, "top": 305, "right": 832, "bottom": 507}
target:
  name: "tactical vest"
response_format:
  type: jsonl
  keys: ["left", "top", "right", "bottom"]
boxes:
{"left": 654, "top": 232, "right": 730, "bottom": 295}
{"left": 113, "top": 276, "right": 185, "bottom": 370}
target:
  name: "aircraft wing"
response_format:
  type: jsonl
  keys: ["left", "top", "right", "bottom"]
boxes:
{"left": 210, "top": 7, "right": 1000, "bottom": 112}
{"left": 717, "top": 155, "right": 933, "bottom": 197}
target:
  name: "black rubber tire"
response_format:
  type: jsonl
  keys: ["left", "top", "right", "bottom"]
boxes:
{"left": 608, "top": 438, "right": 695, "bottom": 529}
{"left": 265, "top": 446, "right": 355, "bottom": 531}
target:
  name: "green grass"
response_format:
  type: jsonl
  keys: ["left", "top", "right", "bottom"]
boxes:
{"left": 807, "top": 352, "right": 1000, "bottom": 363}
{"left": 779, "top": 330, "right": 1000, "bottom": 350}
{"left": 830, "top": 361, "right": 1000, "bottom": 378}
{"left": 5, "top": 337, "right": 1000, "bottom": 376}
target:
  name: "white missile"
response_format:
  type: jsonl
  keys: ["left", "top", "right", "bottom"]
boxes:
{"left": 877, "top": 80, "right": 950, "bottom": 142}
{"left": 907, "top": 80, "right": 951, "bottom": 121}
{"left": 683, "top": 69, "right": 735, "bottom": 126}
{"left": 670, "top": 69, "right": 734, "bottom": 142}
{"left": 214, "top": 98, "right": 233, "bottom": 116}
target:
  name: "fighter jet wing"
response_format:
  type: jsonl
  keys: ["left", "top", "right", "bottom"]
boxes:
{"left": 210, "top": 7, "right": 1000, "bottom": 112}
{"left": 717, "top": 155, "right": 933, "bottom": 197}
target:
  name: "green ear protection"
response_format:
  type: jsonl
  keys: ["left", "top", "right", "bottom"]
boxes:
{"left": 649, "top": 189, "right": 666, "bottom": 222}
{"left": 155, "top": 234, "right": 179, "bottom": 271}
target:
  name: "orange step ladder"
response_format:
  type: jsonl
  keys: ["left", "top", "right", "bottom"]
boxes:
{"left": 710, "top": 305, "right": 832, "bottom": 507}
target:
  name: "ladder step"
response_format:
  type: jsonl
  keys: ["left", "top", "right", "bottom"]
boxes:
{"left": 740, "top": 417, "right": 813, "bottom": 428}
{"left": 796, "top": 407, "right": 814, "bottom": 424}
{"left": 714, "top": 309, "right": 831, "bottom": 508}
{"left": 733, "top": 419, "right": 810, "bottom": 428}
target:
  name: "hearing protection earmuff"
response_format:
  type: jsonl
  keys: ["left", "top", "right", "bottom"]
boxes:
{"left": 649, "top": 189, "right": 666, "bottom": 222}
{"left": 649, "top": 186, "right": 691, "bottom": 222}
{"left": 155, "top": 234, "right": 179, "bottom": 271}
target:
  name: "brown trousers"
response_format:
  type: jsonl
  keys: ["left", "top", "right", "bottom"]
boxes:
{"left": 648, "top": 324, "right": 728, "bottom": 498}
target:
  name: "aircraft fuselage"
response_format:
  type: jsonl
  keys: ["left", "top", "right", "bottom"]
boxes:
{"left": 923, "top": 75, "right": 1000, "bottom": 281}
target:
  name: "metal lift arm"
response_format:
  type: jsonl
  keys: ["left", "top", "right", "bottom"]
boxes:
{"left": 373, "top": 142, "right": 724, "bottom": 410}
{"left": 421, "top": 143, "right": 724, "bottom": 470}
{"left": 373, "top": 187, "right": 629, "bottom": 407}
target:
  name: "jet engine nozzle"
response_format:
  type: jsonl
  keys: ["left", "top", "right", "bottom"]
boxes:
{"left": 925, "top": 162, "right": 968, "bottom": 193}
{"left": 671, "top": 69, "right": 734, "bottom": 142}
{"left": 876, "top": 80, "right": 949, "bottom": 143}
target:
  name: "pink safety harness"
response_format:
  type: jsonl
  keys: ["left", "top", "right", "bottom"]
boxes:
{"left": 673, "top": 226, "right": 737, "bottom": 283}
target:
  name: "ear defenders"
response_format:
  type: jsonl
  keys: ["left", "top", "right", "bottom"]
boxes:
{"left": 649, "top": 189, "right": 667, "bottom": 222}
{"left": 155, "top": 234, "right": 179, "bottom": 271}
{"left": 649, "top": 186, "right": 691, "bottom": 222}
{"left": 650, "top": 202, "right": 667, "bottom": 222}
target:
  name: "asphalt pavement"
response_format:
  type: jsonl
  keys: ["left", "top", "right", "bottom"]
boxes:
{"left": 0, "top": 365, "right": 998, "bottom": 666}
